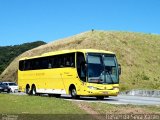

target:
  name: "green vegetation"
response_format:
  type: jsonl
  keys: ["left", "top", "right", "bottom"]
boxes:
{"left": 89, "top": 102, "right": 160, "bottom": 114}
{"left": 0, "top": 41, "right": 46, "bottom": 74}
{"left": 0, "top": 94, "right": 84, "bottom": 114}
{"left": 0, "top": 31, "right": 160, "bottom": 90}
{"left": 0, "top": 94, "right": 94, "bottom": 120}
{"left": 0, "top": 94, "right": 159, "bottom": 120}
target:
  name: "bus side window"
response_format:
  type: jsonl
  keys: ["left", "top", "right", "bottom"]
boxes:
{"left": 70, "top": 53, "right": 75, "bottom": 67}
{"left": 48, "top": 59, "right": 52, "bottom": 69}
{"left": 41, "top": 59, "right": 48, "bottom": 69}
{"left": 25, "top": 60, "right": 31, "bottom": 70}
{"left": 64, "top": 53, "right": 75, "bottom": 67}
{"left": 51, "top": 57, "right": 57, "bottom": 68}
{"left": 19, "top": 60, "right": 24, "bottom": 71}
{"left": 77, "top": 52, "right": 86, "bottom": 82}
{"left": 31, "top": 59, "right": 40, "bottom": 70}
{"left": 65, "top": 57, "right": 70, "bottom": 67}
{"left": 59, "top": 56, "right": 64, "bottom": 68}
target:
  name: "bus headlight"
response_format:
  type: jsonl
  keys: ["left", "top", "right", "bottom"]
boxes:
{"left": 87, "top": 86, "right": 97, "bottom": 90}
{"left": 113, "top": 87, "right": 119, "bottom": 91}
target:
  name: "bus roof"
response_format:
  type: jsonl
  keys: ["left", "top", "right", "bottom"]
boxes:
{"left": 19, "top": 49, "right": 115, "bottom": 60}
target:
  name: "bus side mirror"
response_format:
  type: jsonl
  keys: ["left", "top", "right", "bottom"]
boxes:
{"left": 118, "top": 64, "right": 121, "bottom": 75}
{"left": 80, "top": 62, "right": 87, "bottom": 82}
{"left": 81, "top": 62, "right": 87, "bottom": 73}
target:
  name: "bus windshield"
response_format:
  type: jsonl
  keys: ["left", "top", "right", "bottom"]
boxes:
{"left": 87, "top": 53, "right": 119, "bottom": 84}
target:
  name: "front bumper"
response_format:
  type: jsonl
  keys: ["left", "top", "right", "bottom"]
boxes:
{"left": 80, "top": 89, "right": 119, "bottom": 97}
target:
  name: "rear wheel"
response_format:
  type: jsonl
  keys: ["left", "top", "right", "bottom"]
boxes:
{"left": 30, "top": 86, "right": 37, "bottom": 95}
{"left": 70, "top": 88, "right": 79, "bottom": 99}
{"left": 25, "top": 85, "right": 30, "bottom": 94}
{"left": 26, "top": 87, "right": 30, "bottom": 94}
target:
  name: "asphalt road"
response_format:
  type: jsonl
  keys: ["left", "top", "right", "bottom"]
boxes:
{"left": 9, "top": 92, "right": 160, "bottom": 105}
{"left": 61, "top": 95, "right": 160, "bottom": 105}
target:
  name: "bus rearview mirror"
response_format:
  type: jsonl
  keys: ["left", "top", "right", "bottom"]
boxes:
{"left": 118, "top": 64, "right": 121, "bottom": 75}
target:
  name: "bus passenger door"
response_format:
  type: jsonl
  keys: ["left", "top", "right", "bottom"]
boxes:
{"left": 76, "top": 52, "right": 87, "bottom": 94}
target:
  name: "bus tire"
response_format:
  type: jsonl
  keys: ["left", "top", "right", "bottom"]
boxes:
{"left": 25, "top": 85, "right": 30, "bottom": 95}
{"left": 70, "top": 88, "right": 79, "bottom": 99}
{"left": 96, "top": 96, "right": 104, "bottom": 100}
{"left": 31, "top": 85, "right": 37, "bottom": 96}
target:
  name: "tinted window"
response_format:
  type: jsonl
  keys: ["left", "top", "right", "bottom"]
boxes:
{"left": 50, "top": 53, "right": 75, "bottom": 68}
{"left": 19, "top": 53, "right": 75, "bottom": 71}
{"left": 77, "top": 52, "right": 86, "bottom": 82}
{"left": 19, "top": 61, "right": 24, "bottom": 71}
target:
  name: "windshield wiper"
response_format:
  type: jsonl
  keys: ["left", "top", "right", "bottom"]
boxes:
{"left": 105, "top": 70, "right": 114, "bottom": 84}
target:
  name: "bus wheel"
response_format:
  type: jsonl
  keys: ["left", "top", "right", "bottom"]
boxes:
{"left": 31, "top": 86, "right": 37, "bottom": 96}
{"left": 70, "top": 88, "right": 79, "bottom": 99}
{"left": 26, "top": 87, "right": 30, "bottom": 94}
{"left": 96, "top": 96, "right": 104, "bottom": 100}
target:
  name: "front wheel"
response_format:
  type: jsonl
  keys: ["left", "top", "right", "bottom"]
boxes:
{"left": 26, "top": 87, "right": 30, "bottom": 94}
{"left": 70, "top": 88, "right": 79, "bottom": 99}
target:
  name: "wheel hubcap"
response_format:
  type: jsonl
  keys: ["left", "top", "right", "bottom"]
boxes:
{"left": 72, "top": 89, "right": 76, "bottom": 96}
{"left": 33, "top": 89, "right": 35, "bottom": 95}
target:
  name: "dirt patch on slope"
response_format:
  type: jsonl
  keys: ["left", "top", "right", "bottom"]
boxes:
{"left": 73, "top": 101, "right": 160, "bottom": 120}
{"left": 72, "top": 101, "right": 106, "bottom": 120}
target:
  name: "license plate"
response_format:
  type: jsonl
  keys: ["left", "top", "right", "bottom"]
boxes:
{"left": 103, "top": 92, "right": 108, "bottom": 95}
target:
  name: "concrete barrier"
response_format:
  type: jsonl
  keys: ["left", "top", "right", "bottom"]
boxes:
{"left": 120, "top": 90, "right": 160, "bottom": 97}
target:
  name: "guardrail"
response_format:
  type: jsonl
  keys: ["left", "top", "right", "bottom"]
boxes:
{"left": 120, "top": 90, "right": 160, "bottom": 97}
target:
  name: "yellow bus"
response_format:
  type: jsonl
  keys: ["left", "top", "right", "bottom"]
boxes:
{"left": 18, "top": 49, "right": 121, "bottom": 99}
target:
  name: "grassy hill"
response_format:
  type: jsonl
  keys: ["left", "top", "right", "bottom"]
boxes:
{"left": 0, "top": 31, "right": 160, "bottom": 90}
{"left": 0, "top": 41, "right": 46, "bottom": 74}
